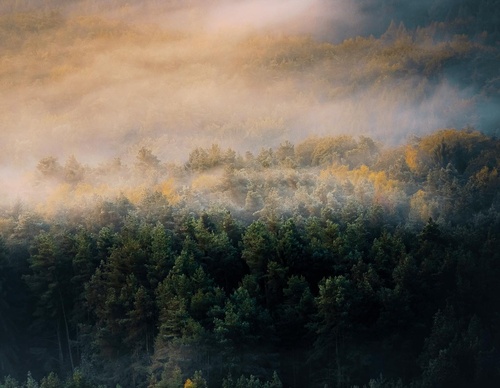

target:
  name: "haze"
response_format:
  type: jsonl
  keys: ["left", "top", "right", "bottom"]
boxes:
{"left": 0, "top": 0, "right": 498, "bottom": 203}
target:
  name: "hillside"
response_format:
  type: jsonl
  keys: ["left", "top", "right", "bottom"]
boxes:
{"left": 1, "top": 130, "right": 500, "bottom": 387}
{"left": 0, "top": 1, "right": 499, "bottom": 387}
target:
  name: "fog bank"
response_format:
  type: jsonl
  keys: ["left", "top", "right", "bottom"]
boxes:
{"left": 0, "top": 0, "right": 498, "bottom": 203}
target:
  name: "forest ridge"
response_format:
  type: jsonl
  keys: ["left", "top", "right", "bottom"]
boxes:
{"left": 1, "top": 129, "right": 500, "bottom": 387}
{"left": 1, "top": 0, "right": 500, "bottom": 387}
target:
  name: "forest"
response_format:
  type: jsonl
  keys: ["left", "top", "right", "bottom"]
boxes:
{"left": 1, "top": 0, "right": 500, "bottom": 387}
{"left": 1, "top": 128, "right": 500, "bottom": 387}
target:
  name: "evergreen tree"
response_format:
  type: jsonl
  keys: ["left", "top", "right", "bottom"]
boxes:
{"left": 24, "top": 232, "right": 75, "bottom": 374}
{"left": 0, "top": 237, "right": 19, "bottom": 376}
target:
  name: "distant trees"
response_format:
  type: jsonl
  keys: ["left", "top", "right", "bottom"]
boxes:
{"left": 186, "top": 145, "right": 237, "bottom": 172}
{"left": 136, "top": 147, "right": 161, "bottom": 172}
{"left": 29, "top": 129, "right": 499, "bottom": 228}
{"left": 37, "top": 156, "right": 62, "bottom": 179}
{"left": 294, "top": 136, "right": 380, "bottom": 168}
{"left": 37, "top": 156, "right": 85, "bottom": 185}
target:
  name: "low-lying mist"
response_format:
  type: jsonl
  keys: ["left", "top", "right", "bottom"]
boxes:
{"left": 1, "top": 0, "right": 498, "bottom": 204}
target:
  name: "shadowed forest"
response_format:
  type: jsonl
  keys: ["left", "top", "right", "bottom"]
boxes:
{"left": 1, "top": 129, "right": 500, "bottom": 387}
{"left": 1, "top": 0, "right": 499, "bottom": 387}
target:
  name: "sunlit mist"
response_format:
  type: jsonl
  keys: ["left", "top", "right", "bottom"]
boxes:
{"left": 0, "top": 0, "right": 498, "bottom": 205}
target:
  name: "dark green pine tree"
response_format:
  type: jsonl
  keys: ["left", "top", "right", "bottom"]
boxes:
{"left": 419, "top": 306, "right": 492, "bottom": 387}
{"left": 0, "top": 236, "right": 20, "bottom": 376}
{"left": 303, "top": 217, "right": 341, "bottom": 282}
{"left": 312, "top": 275, "right": 356, "bottom": 388}
{"left": 71, "top": 229, "right": 99, "bottom": 319}
{"left": 85, "top": 233, "right": 151, "bottom": 355}
{"left": 146, "top": 222, "right": 174, "bottom": 290}
{"left": 241, "top": 221, "right": 276, "bottom": 278}
{"left": 24, "top": 231, "right": 75, "bottom": 374}
{"left": 275, "top": 218, "right": 305, "bottom": 272}
{"left": 152, "top": 247, "right": 220, "bottom": 386}
{"left": 191, "top": 216, "right": 244, "bottom": 292}
{"left": 276, "top": 275, "right": 314, "bottom": 343}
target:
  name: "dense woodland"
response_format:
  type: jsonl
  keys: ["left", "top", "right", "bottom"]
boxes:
{"left": 1, "top": 0, "right": 500, "bottom": 387}
{"left": 1, "top": 128, "right": 499, "bottom": 387}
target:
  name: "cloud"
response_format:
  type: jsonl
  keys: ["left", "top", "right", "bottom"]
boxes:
{"left": 0, "top": 0, "right": 497, "bottom": 205}
{"left": 203, "top": 0, "right": 322, "bottom": 33}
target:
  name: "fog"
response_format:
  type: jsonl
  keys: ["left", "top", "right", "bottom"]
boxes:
{"left": 0, "top": 0, "right": 498, "bottom": 203}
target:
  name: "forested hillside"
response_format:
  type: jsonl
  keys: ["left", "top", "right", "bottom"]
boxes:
{"left": 1, "top": 129, "right": 499, "bottom": 387}
{"left": 1, "top": 0, "right": 499, "bottom": 387}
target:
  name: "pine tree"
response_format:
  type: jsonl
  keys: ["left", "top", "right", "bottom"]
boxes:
{"left": 24, "top": 232, "right": 75, "bottom": 374}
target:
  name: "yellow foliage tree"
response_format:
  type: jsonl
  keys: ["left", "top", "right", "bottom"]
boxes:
{"left": 157, "top": 179, "right": 180, "bottom": 204}
{"left": 405, "top": 145, "right": 419, "bottom": 173}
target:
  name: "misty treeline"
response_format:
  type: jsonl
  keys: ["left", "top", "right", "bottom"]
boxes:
{"left": 29, "top": 129, "right": 500, "bottom": 226}
{"left": 1, "top": 0, "right": 499, "bottom": 172}
{"left": 1, "top": 0, "right": 499, "bottom": 40}
{"left": 1, "top": 129, "right": 499, "bottom": 387}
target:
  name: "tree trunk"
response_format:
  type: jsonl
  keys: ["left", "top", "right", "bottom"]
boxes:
{"left": 60, "top": 290, "right": 74, "bottom": 371}
{"left": 57, "top": 321, "right": 64, "bottom": 373}
{"left": 336, "top": 332, "right": 342, "bottom": 388}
